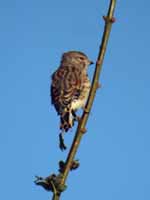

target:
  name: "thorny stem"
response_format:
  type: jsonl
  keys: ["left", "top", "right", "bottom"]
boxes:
{"left": 51, "top": 0, "right": 117, "bottom": 199}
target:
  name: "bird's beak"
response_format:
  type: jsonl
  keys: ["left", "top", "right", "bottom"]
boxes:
{"left": 89, "top": 61, "right": 94, "bottom": 65}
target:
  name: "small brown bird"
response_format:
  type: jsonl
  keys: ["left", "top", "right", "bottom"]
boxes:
{"left": 51, "top": 51, "right": 93, "bottom": 150}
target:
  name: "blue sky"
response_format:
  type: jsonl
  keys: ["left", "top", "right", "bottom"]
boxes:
{"left": 0, "top": 0, "right": 150, "bottom": 200}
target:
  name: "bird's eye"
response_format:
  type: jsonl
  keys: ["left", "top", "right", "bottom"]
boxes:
{"left": 79, "top": 57, "right": 84, "bottom": 60}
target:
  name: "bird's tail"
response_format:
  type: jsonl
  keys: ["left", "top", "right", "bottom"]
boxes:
{"left": 60, "top": 110, "right": 74, "bottom": 132}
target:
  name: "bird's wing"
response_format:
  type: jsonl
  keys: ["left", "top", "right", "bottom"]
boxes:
{"left": 51, "top": 66, "right": 82, "bottom": 114}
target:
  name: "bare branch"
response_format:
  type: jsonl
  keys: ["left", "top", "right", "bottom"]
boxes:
{"left": 52, "top": 0, "right": 117, "bottom": 199}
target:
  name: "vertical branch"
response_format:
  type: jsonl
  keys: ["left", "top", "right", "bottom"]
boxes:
{"left": 53, "top": 0, "right": 117, "bottom": 199}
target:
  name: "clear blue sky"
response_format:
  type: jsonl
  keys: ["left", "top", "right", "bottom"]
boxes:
{"left": 0, "top": 0, "right": 150, "bottom": 200}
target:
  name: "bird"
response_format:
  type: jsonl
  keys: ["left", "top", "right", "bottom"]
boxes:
{"left": 50, "top": 51, "right": 93, "bottom": 150}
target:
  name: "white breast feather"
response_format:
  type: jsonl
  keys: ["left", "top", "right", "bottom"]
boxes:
{"left": 71, "top": 81, "right": 90, "bottom": 111}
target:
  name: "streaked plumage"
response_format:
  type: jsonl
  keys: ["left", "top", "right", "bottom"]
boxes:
{"left": 51, "top": 51, "right": 93, "bottom": 150}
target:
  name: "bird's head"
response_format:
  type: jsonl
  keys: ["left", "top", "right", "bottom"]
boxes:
{"left": 61, "top": 51, "right": 94, "bottom": 69}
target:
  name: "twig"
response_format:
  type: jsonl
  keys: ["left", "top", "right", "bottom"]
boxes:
{"left": 52, "top": 0, "right": 117, "bottom": 199}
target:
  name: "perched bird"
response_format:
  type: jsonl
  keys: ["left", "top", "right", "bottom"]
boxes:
{"left": 51, "top": 51, "right": 93, "bottom": 150}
